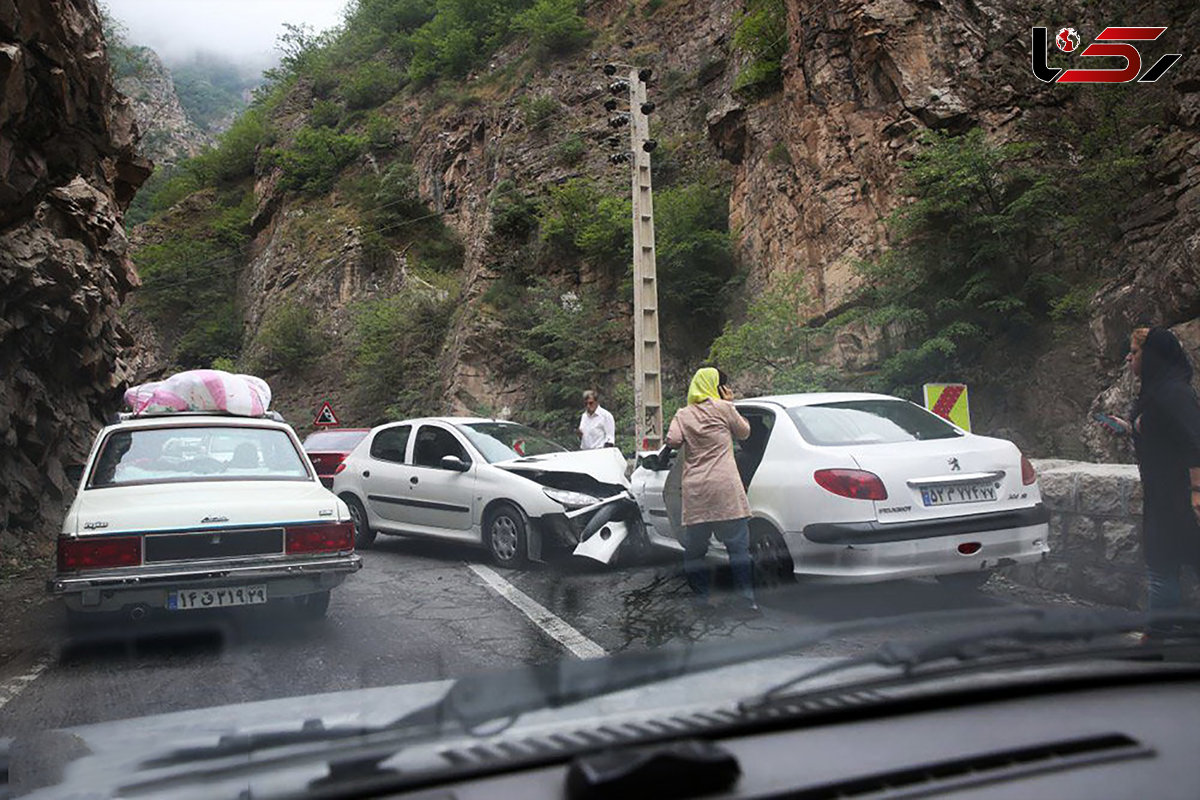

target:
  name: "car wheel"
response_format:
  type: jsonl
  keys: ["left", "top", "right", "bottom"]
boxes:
{"left": 486, "top": 502, "right": 528, "bottom": 568}
{"left": 342, "top": 494, "right": 376, "bottom": 549}
{"left": 936, "top": 571, "right": 991, "bottom": 593}
{"left": 296, "top": 590, "right": 331, "bottom": 621}
{"left": 749, "top": 525, "right": 794, "bottom": 592}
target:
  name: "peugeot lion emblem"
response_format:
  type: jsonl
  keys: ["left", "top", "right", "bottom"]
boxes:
{"left": 948, "top": 457, "right": 961, "bottom": 471}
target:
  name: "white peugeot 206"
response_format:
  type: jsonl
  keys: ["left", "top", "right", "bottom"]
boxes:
{"left": 631, "top": 392, "right": 1050, "bottom": 591}
{"left": 333, "top": 417, "right": 644, "bottom": 567}
{"left": 51, "top": 411, "right": 362, "bottom": 626}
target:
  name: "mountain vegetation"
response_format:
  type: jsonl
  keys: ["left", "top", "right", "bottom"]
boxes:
{"left": 117, "top": 0, "right": 1191, "bottom": 456}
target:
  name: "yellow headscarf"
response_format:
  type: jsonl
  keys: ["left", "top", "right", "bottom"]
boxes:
{"left": 687, "top": 367, "right": 721, "bottom": 405}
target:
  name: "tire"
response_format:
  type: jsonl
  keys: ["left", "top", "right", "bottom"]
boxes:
{"left": 936, "top": 571, "right": 991, "bottom": 593}
{"left": 749, "top": 525, "right": 794, "bottom": 593}
{"left": 295, "top": 590, "right": 331, "bottom": 621}
{"left": 485, "top": 502, "right": 528, "bottom": 568}
{"left": 342, "top": 494, "right": 376, "bottom": 550}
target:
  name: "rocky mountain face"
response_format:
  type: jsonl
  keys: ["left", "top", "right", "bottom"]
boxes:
{"left": 128, "top": 0, "right": 1198, "bottom": 458}
{"left": 0, "top": 0, "right": 149, "bottom": 540}
{"left": 116, "top": 47, "right": 210, "bottom": 166}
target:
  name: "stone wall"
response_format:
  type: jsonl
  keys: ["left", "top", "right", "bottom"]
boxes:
{"left": 1006, "top": 460, "right": 1198, "bottom": 609}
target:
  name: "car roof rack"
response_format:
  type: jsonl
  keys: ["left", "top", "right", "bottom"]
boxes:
{"left": 117, "top": 410, "right": 286, "bottom": 422}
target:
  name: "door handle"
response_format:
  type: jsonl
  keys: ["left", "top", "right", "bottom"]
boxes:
{"left": 362, "top": 470, "right": 370, "bottom": 478}
{"left": 410, "top": 476, "right": 419, "bottom": 485}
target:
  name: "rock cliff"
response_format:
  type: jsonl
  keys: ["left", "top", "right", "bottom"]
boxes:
{"left": 127, "top": 0, "right": 1199, "bottom": 458}
{"left": 0, "top": 0, "right": 149, "bottom": 540}
{"left": 116, "top": 46, "right": 209, "bottom": 166}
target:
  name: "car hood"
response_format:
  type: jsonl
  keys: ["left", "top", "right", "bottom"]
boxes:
{"left": 9, "top": 649, "right": 1166, "bottom": 800}
{"left": 494, "top": 448, "right": 629, "bottom": 486}
{"left": 67, "top": 481, "right": 342, "bottom": 536}
{"left": 8, "top": 654, "right": 837, "bottom": 800}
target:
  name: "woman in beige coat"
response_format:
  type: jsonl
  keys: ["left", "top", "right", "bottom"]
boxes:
{"left": 665, "top": 367, "right": 757, "bottom": 616}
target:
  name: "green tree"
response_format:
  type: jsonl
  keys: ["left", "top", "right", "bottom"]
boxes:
{"left": 512, "top": 0, "right": 592, "bottom": 58}
{"left": 654, "top": 182, "right": 738, "bottom": 332}
{"left": 854, "top": 128, "right": 1065, "bottom": 395}
{"left": 349, "top": 293, "right": 452, "bottom": 419}
{"left": 731, "top": 0, "right": 787, "bottom": 98}
{"left": 709, "top": 273, "right": 833, "bottom": 395}
{"left": 254, "top": 302, "right": 326, "bottom": 373}
{"left": 507, "top": 282, "right": 625, "bottom": 442}
{"left": 271, "top": 126, "right": 367, "bottom": 193}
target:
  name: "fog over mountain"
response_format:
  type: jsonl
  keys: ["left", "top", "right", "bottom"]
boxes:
{"left": 103, "top": 0, "right": 348, "bottom": 67}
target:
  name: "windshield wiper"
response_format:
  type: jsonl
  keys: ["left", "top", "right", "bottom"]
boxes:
{"left": 740, "top": 607, "right": 1200, "bottom": 711}
{"left": 143, "top": 606, "right": 1044, "bottom": 773}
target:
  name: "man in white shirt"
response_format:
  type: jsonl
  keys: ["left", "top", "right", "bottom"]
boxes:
{"left": 577, "top": 389, "right": 616, "bottom": 450}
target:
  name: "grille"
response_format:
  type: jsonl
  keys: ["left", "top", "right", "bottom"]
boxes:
{"left": 144, "top": 528, "right": 284, "bottom": 562}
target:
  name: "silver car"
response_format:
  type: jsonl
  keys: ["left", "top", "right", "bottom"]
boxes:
{"left": 332, "top": 417, "right": 644, "bottom": 567}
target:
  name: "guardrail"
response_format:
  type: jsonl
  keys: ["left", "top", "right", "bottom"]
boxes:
{"left": 1002, "top": 459, "right": 1194, "bottom": 609}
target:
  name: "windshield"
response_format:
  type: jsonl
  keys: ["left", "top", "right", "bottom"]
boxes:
{"left": 454, "top": 422, "right": 568, "bottom": 462}
{"left": 4, "top": 1, "right": 1192, "bottom": 797}
{"left": 787, "top": 400, "right": 964, "bottom": 446}
{"left": 88, "top": 426, "right": 311, "bottom": 487}
{"left": 302, "top": 429, "right": 369, "bottom": 451}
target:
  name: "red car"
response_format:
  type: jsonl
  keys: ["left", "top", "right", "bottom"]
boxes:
{"left": 302, "top": 428, "right": 369, "bottom": 488}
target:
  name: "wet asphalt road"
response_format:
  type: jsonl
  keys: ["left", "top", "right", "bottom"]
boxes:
{"left": 0, "top": 537, "right": 1086, "bottom": 739}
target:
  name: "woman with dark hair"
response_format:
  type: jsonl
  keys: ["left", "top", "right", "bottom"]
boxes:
{"left": 1107, "top": 327, "right": 1200, "bottom": 614}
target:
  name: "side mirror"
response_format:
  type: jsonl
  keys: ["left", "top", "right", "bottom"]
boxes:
{"left": 440, "top": 455, "right": 471, "bottom": 472}
{"left": 64, "top": 463, "right": 85, "bottom": 487}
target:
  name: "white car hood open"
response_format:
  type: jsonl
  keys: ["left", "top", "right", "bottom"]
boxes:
{"left": 68, "top": 481, "right": 342, "bottom": 535}
{"left": 494, "top": 447, "right": 629, "bottom": 486}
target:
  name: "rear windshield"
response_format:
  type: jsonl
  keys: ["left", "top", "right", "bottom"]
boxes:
{"left": 302, "top": 429, "right": 368, "bottom": 451}
{"left": 89, "top": 426, "right": 312, "bottom": 487}
{"left": 787, "top": 400, "right": 963, "bottom": 446}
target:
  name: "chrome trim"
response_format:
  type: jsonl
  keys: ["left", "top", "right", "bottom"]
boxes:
{"left": 563, "top": 492, "right": 633, "bottom": 520}
{"left": 49, "top": 554, "right": 361, "bottom": 594}
{"left": 906, "top": 471, "right": 1006, "bottom": 488}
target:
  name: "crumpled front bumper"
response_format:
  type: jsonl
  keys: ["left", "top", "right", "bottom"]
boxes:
{"left": 533, "top": 495, "right": 646, "bottom": 564}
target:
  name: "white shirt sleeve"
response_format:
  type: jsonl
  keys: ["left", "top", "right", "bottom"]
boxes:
{"left": 603, "top": 408, "right": 615, "bottom": 444}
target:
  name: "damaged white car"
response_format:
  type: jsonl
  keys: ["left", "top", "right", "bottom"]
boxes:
{"left": 332, "top": 417, "right": 645, "bottom": 567}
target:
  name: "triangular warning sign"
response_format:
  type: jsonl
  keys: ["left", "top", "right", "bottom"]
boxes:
{"left": 313, "top": 401, "right": 339, "bottom": 427}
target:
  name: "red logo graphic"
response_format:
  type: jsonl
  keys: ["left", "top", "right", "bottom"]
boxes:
{"left": 1056, "top": 27, "right": 1080, "bottom": 52}
{"left": 1031, "top": 26, "right": 1181, "bottom": 84}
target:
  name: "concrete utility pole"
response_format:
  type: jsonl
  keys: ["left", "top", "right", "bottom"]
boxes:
{"left": 625, "top": 68, "right": 662, "bottom": 451}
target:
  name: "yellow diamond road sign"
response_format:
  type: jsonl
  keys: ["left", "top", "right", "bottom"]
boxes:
{"left": 923, "top": 383, "right": 971, "bottom": 432}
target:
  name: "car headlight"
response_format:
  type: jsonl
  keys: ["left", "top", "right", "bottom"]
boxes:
{"left": 543, "top": 487, "right": 600, "bottom": 510}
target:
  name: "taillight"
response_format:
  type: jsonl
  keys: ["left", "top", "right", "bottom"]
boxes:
{"left": 58, "top": 536, "right": 142, "bottom": 571}
{"left": 1021, "top": 455, "right": 1037, "bottom": 486}
{"left": 333, "top": 462, "right": 347, "bottom": 475}
{"left": 814, "top": 469, "right": 888, "bottom": 500}
{"left": 286, "top": 522, "right": 354, "bottom": 554}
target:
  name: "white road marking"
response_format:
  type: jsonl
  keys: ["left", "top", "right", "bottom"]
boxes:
{"left": 467, "top": 563, "right": 607, "bottom": 660}
{"left": 0, "top": 657, "right": 52, "bottom": 712}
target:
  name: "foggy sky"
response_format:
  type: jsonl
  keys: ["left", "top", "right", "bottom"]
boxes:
{"left": 103, "top": 0, "right": 350, "bottom": 67}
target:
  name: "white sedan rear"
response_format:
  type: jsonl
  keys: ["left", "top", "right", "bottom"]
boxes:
{"left": 631, "top": 393, "right": 1050, "bottom": 590}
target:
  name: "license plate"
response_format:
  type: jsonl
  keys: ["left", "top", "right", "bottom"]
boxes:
{"left": 168, "top": 585, "right": 267, "bottom": 610}
{"left": 920, "top": 481, "right": 998, "bottom": 507}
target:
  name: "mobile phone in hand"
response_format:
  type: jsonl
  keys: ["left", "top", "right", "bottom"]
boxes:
{"left": 1092, "top": 412, "right": 1126, "bottom": 433}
